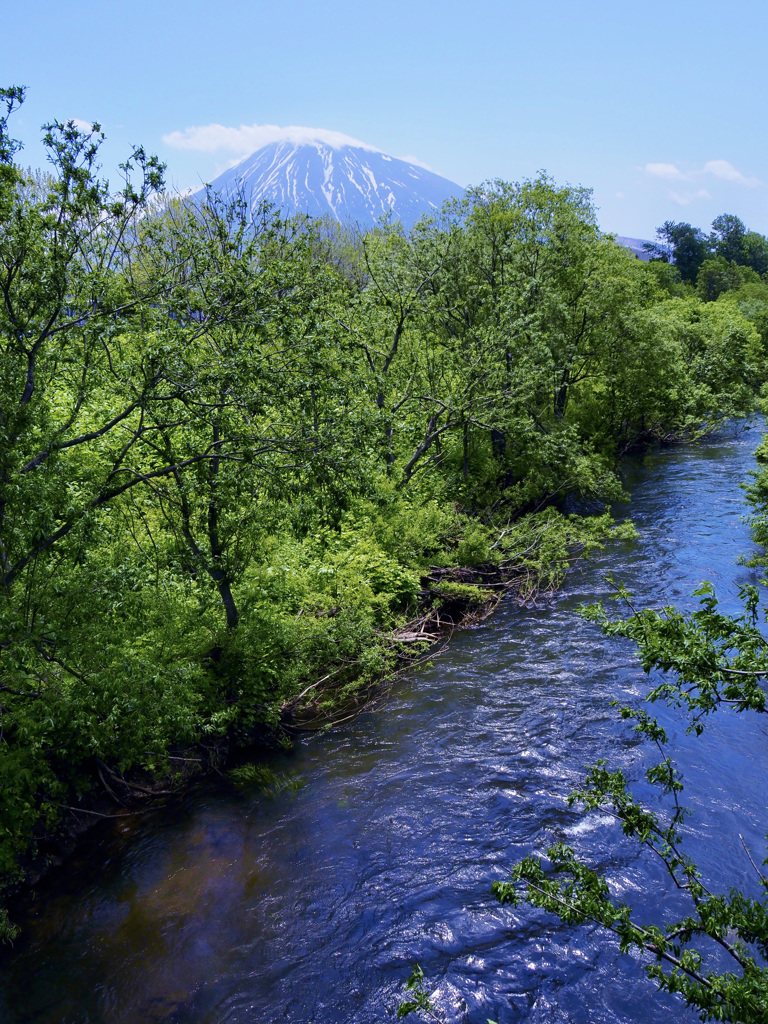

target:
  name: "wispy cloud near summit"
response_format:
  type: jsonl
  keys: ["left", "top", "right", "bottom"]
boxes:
{"left": 162, "top": 122, "right": 381, "bottom": 155}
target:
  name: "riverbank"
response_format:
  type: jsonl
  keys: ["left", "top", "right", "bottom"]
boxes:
{"left": 0, "top": 500, "right": 635, "bottom": 939}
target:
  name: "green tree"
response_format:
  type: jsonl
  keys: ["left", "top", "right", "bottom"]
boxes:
{"left": 0, "top": 88, "right": 205, "bottom": 893}
{"left": 0, "top": 90, "right": 172, "bottom": 666}
{"left": 434, "top": 177, "right": 644, "bottom": 502}
{"left": 741, "top": 233, "right": 768, "bottom": 276}
{"left": 711, "top": 214, "right": 748, "bottom": 265}
{"left": 648, "top": 221, "right": 711, "bottom": 284}
{"left": 347, "top": 220, "right": 453, "bottom": 473}
{"left": 697, "top": 256, "right": 747, "bottom": 302}
{"left": 708, "top": 216, "right": 768, "bottom": 276}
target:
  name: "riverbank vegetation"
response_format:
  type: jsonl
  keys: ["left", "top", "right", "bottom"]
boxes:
{"left": 2, "top": 86, "right": 768, "bottom": 935}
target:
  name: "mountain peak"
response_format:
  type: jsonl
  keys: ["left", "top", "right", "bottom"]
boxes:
{"left": 199, "top": 141, "right": 463, "bottom": 229}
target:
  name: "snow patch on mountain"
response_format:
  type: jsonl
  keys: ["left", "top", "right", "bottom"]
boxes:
{"left": 199, "top": 141, "right": 464, "bottom": 229}
{"left": 614, "top": 235, "right": 655, "bottom": 260}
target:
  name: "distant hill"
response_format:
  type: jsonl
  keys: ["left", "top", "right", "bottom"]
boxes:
{"left": 199, "top": 141, "right": 464, "bottom": 229}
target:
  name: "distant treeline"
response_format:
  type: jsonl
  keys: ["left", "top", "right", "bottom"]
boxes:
{"left": 645, "top": 214, "right": 768, "bottom": 302}
{"left": 1, "top": 86, "right": 767, "bottom": 934}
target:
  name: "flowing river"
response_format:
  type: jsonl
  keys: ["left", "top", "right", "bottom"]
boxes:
{"left": 2, "top": 422, "right": 767, "bottom": 1024}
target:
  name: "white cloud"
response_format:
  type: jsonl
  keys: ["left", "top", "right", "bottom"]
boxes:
{"left": 669, "top": 188, "right": 712, "bottom": 207}
{"left": 72, "top": 117, "right": 98, "bottom": 133}
{"left": 643, "top": 159, "right": 761, "bottom": 188}
{"left": 702, "top": 159, "right": 760, "bottom": 187}
{"left": 161, "top": 121, "right": 439, "bottom": 171}
{"left": 398, "top": 152, "right": 433, "bottom": 171}
{"left": 645, "top": 162, "right": 687, "bottom": 182}
{"left": 162, "top": 122, "right": 381, "bottom": 155}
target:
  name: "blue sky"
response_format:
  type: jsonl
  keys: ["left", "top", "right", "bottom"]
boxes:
{"left": 5, "top": 0, "right": 767, "bottom": 239}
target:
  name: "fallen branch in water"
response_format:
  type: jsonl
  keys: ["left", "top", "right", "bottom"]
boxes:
{"left": 57, "top": 804, "right": 143, "bottom": 819}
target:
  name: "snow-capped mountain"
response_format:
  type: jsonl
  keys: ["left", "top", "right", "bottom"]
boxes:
{"left": 200, "top": 141, "right": 464, "bottom": 228}
{"left": 614, "top": 235, "right": 654, "bottom": 261}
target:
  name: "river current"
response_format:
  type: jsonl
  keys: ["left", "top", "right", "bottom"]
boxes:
{"left": 1, "top": 422, "right": 766, "bottom": 1024}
